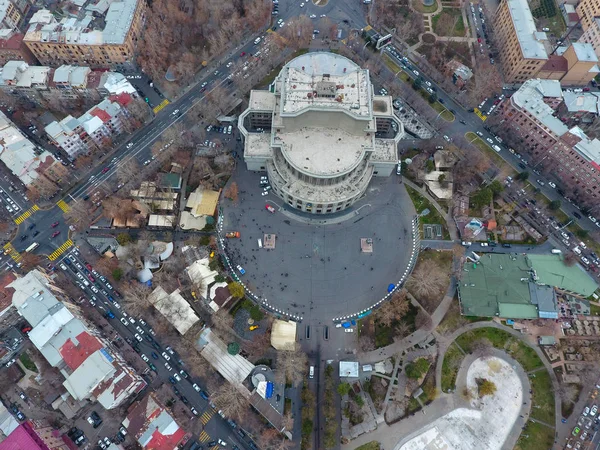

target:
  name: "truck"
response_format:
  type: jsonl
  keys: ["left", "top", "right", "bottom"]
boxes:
{"left": 225, "top": 231, "right": 240, "bottom": 238}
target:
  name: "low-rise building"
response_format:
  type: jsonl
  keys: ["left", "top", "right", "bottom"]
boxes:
{"left": 500, "top": 78, "right": 600, "bottom": 206}
{"left": 9, "top": 270, "right": 146, "bottom": 411}
{"left": 458, "top": 253, "right": 598, "bottom": 318}
{"left": 147, "top": 286, "right": 200, "bottom": 335}
{"left": 123, "top": 393, "right": 187, "bottom": 450}
{"left": 0, "top": 109, "right": 66, "bottom": 197}
{"left": 45, "top": 96, "right": 131, "bottom": 158}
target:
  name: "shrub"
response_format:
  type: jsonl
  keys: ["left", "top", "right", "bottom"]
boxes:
{"left": 112, "top": 268, "right": 123, "bottom": 281}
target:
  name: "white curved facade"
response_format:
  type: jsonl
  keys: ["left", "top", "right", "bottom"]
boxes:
{"left": 238, "top": 52, "right": 404, "bottom": 214}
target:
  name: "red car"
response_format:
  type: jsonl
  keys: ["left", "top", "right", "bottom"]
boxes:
{"left": 88, "top": 274, "right": 95, "bottom": 282}
{"left": 477, "top": 38, "right": 481, "bottom": 43}
{"left": 240, "top": 52, "right": 246, "bottom": 57}
{"left": 85, "top": 263, "right": 93, "bottom": 271}
{"left": 265, "top": 205, "right": 275, "bottom": 213}
{"left": 101, "top": 167, "right": 110, "bottom": 174}
{"left": 51, "top": 221, "right": 59, "bottom": 228}
{"left": 51, "top": 230, "right": 60, "bottom": 238}
{"left": 200, "top": 87, "right": 206, "bottom": 93}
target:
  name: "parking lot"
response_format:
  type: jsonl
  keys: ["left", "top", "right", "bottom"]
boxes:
{"left": 219, "top": 165, "right": 417, "bottom": 322}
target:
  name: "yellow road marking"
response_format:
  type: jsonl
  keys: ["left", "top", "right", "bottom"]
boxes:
{"left": 48, "top": 239, "right": 73, "bottom": 261}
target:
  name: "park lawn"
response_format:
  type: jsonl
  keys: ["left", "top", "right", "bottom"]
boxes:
{"left": 405, "top": 185, "right": 450, "bottom": 238}
{"left": 19, "top": 352, "right": 37, "bottom": 372}
{"left": 441, "top": 343, "right": 463, "bottom": 392}
{"left": 382, "top": 54, "right": 402, "bottom": 74}
{"left": 407, "top": 397, "right": 421, "bottom": 413}
{"left": 454, "top": 328, "right": 544, "bottom": 371}
{"left": 432, "top": 8, "right": 466, "bottom": 37}
{"left": 514, "top": 420, "right": 555, "bottom": 450}
{"left": 529, "top": 370, "right": 556, "bottom": 424}
{"left": 591, "top": 303, "right": 600, "bottom": 316}
{"left": 355, "top": 442, "right": 381, "bottom": 450}
{"left": 420, "top": 91, "right": 454, "bottom": 121}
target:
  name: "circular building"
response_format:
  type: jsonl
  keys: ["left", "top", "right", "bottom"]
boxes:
{"left": 238, "top": 52, "right": 404, "bottom": 215}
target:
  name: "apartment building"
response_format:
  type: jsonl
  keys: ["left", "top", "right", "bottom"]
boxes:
{"left": 23, "top": 0, "right": 145, "bottom": 70}
{"left": 494, "top": 0, "right": 549, "bottom": 83}
{"left": 577, "top": 0, "right": 600, "bottom": 33}
{"left": 9, "top": 270, "right": 146, "bottom": 411}
{"left": 0, "top": 30, "right": 36, "bottom": 65}
{"left": 500, "top": 79, "right": 600, "bottom": 206}
{"left": 0, "top": 0, "right": 22, "bottom": 30}
{"left": 45, "top": 97, "right": 131, "bottom": 158}
{"left": 580, "top": 18, "right": 600, "bottom": 59}
{"left": 0, "top": 109, "right": 66, "bottom": 197}
{"left": 494, "top": 0, "right": 599, "bottom": 85}
{"left": 0, "top": 60, "right": 137, "bottom": 105}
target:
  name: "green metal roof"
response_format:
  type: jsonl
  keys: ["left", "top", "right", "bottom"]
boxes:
{"left": 458, "top": 254, "right": 532, "bottom": 317}
{"left": 159, "top": 173, "right": 182, "bottom": 189}
{"left": 498, "top": 303, "right": 538, "bottom": 319}
{"left": 526, "top": 254, "right": 599, "bottom": 297}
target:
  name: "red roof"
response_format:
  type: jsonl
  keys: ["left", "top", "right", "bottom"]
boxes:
{"left": 0, "top": 33, "right": 25, "bottom": 51}
{"left": 90, "top": 107, "right": 111, "bottom": 123}
{"left": 0, "top": 423, "right": 48, "bottom": 450}
{"left": 59, "top": 331, "right": 103, "bottom": 370}
{"left": 110, "top": 92, "right": 132, "bottom": 106}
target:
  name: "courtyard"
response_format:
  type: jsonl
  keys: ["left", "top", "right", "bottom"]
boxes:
{"left": 218, "top": 164, "right": 417, "bottom": 322}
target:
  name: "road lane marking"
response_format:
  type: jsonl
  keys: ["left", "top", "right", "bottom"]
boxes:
{"left": 56, "top": 200, "right": 70, "bottom": 213}
{"left": 48, "top": 239, "right": 73, "bottom": 261}
{"left": 199, "top": 430, "right": 211, "bottom": 442}
{"left": 14, "top": 205, "right": 40, "bottom": 224}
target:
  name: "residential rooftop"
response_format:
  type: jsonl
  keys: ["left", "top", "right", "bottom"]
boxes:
{"left": 511, "top": 79, "right": 567, "bottom": 136}
{"left": 505, "top": 0, "right": 549, "bottom": 60}
{"left": 25, "top": 0, "right": 139, "bottom": 46}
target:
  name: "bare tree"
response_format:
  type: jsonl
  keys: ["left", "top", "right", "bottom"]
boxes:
{"left": 275, "top": 343, "right": 308, "bottom": 385}
{"left": 210, "top": 383, "right": 250, "bottom": 420}
{"left": 358, "top": 335, "right": 376, "bottom": 352}
{"left": 121, "top": 282, "right": 152, "bottom": 315}
{"left": 407, "top": 260, "right": 448, "bottom": 298}
{"left": 64, "top": 201, "right": 91, "bottom": 231}
{"left": 375, "top": 289, "right": 410, "bottom": 327}
{"left": 117, "top": 159, "right": 140, "bottom": 185}
{"left": 212, "top": 309, "right": 234, "bottom": 337}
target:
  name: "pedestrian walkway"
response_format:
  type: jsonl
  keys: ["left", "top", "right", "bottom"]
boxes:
{"left": 199, "top": 430, "right": 212, "bottom": 442}
{"left": 200, "top": 409, "right": 215, "bottom": 425}
{"left": 56, "top": 199, "right": 70, "bottom": 213}
{"left": 473, "top": 107, "right": 488, "bottom": 121}
{"left": 3, "top": 242, "right": 21, "bottom": 262}
{"left": 153, "top": 99, "right": 170, "bottom": 114}
{"left": 403, "top": 178, "right": 459, "bottom": 240}
{"left": 14, "top": 204, "right": 39, "bottom": 224}
{"left": 48, "top": 239, "right": 73, "bottom": 261}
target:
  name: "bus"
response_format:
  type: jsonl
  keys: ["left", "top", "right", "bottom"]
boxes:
{"left": 25, "top": 242, "right": 39, "bottom": 252}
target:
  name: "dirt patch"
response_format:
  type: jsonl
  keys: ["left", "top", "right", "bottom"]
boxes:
{"left": 422, "top": 33, "right": 436, "bottom": 44}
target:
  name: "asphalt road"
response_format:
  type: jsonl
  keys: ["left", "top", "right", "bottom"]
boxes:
{"left": 57, "top": 248, "right": 254, "bottom": 450}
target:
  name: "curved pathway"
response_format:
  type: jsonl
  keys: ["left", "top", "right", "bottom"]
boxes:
{"left": 434, "top": 321, "right": 561, "bottom": 435}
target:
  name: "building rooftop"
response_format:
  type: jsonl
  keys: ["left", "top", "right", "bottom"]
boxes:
{"left": 527, "top": 254, "right": 598, "bottom": 296}
{"left": 270, "top": 319, "right": 297, "bottom": 351}
{"left": 147, "top": 286, "right": 200, "bottom": 335}
{"left": 123, "top": 394, "right": 186, "bottom": 450}
{"left": 571, "top": 42, "right": 599, "bottom": 63}
{"left": 279, "top": 52, "right": 372, "bottom": 118}
{"left": 198, "top": 328, "right": 255, "bottom": 389}
{"left": 563, "top": 92, "right": 599, "bottom": 113}
{"left": 511, "top": 79, "right": 568, "bottom": 136}
{"left": 505, "top": 0, "right": 549, "bottom": 60}
{"left": 0, "top": 423, "right": 46, "bottom": 450}
{"left": 248, "top": 90, "right": 276, "bottom": 111}
{"left": 277, "top": 126, "right": 371, "bottom": 176}
{"left": 25, "top": 0, "right": 139, "bottom": 46}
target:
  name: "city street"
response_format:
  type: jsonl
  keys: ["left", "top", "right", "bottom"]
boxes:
{"left": 56, "top": 248, "right": 255, "bottom": 450}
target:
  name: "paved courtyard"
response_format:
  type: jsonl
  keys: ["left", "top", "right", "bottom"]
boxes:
{"left": 397, "top": 357, "right": 523, "bottom": 450}
{"left": 219, "top": 164, "right": 416, "bottom": 323}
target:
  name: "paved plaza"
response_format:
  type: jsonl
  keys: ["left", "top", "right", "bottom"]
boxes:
{"left": 219, "top": 164, "right": 417, "bottom": 323}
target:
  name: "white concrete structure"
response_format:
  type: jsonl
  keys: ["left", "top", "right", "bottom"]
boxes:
{"left": 397, "top": 357, "right": 523, "bottom": 450}
{"left": 239, "top": 52, "right": 403, "bottom": 214}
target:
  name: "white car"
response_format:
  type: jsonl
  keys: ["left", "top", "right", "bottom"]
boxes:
{"left": 173, "top": 373, "right": 182, "bottom": 382}
{"left": 548, "top": 182, "right": 556, "bottom": 188}
{"left": 344, "top": 328, "right": 354, "bottom": 333}
{"left": 309, "top": 14, "right": 316, "bottom": 18}
{"left": 164, "top": 362, "right": 172, "bottom": 371}
{"left": 443, "top": 135, "right": 451, "bottom": 142}
{"left": 113, "top": 302, "right": 121, "bottom": 309}
{"left": 135, "top": 326, "right": 144, "bottom": 335}
{"left": 300, "top": 2, "right": 304, "bottom": 6}
{"left": 126, "top": 143, "right": 133, "bottom": 149}
{"left": 90, "top": 285, "right": 99, "bottom": 293}
{"left": 193, "top": 383, "right": 201, "bottom": 392}
{"left": 486, "top": 138, "right": 494, "bottom": 144}
{"left": 591, "top": 405, "right": 598, "bottom": 416}
{"left": 162, "top": 351, "right": 171, "bottom": 361}
{"left": 143, "top": 160, "right": 151, "bottom": 166}
{"left": 134, "top": 333, "right": 143, "bottom": 342}
{"left": 120, "top": 318, "right": 129, "bottom": 326}
{"left": 589, "top": 216, "right": 597, "bottom": 223}
{"left": 141, "top": 354, "right": 149, "bottom": 362}
{"left": 226, "top": 62, "right": 233, "bottom": 68}
{"left": 413, "top": 69, "right": 419, "bottom": 76}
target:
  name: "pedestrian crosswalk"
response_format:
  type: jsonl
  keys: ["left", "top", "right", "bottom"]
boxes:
{"left": 14, "top": 204, "right": 39, "bottom": 224}
{"left": 48, "top": 239, "right": 73, "bottom": 261}
{"left": 56, "top": 199, "right": 70, "bottom": 213}
{"left": 473, "top": 107, "right": 488, "bottom": 122}
{"left": 200, "top": 409, "right": 215, "bottom": 425}
{"left": 153, "top": 99, "right": 170, "bottom": 114}
{"left": 199, "top": 431, "right": 211, "bottom": 443}
{"left": 3, "top": 243, "right": 21, "bottom": 262}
